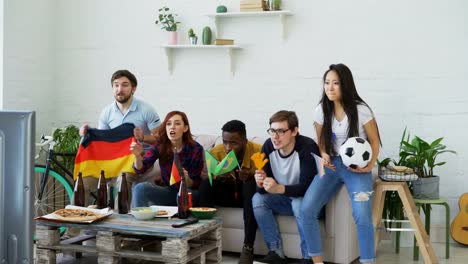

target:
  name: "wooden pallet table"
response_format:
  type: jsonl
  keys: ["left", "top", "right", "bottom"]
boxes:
{"left": 35, "top": 214, "right": 222, "bottom": 264}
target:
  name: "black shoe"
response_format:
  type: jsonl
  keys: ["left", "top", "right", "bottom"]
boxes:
{"left": 301, "top": 259, "right": 313, "bottom": 264}
{"left": 256, "top": 251, "right": 287, "bottom": 264}
{"left": 238, "top": 245, "right": 254, "bottom": 264}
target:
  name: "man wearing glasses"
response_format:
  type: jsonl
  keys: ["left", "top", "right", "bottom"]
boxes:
{"left": 253, "top": 110, "right": 320, "bottom": 264}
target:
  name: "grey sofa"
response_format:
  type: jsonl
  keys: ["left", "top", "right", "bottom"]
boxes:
{"left": 193, "top": 135, "right": 360, "bottom": 263}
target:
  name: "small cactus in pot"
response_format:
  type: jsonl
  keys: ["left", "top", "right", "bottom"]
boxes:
{"left": 188, "top": 28, "right": 197, "bottom": 45}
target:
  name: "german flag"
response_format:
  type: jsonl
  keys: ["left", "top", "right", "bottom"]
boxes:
{"left": 74, "top": 123, "right": 135, "bottom": 179}
{"left": 170, "top": 150, "right": 183, "bottom": 185}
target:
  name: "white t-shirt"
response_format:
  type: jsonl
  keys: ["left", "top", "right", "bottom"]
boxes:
{"left": 314, "top": 103, "right": 374, "bottom": 154}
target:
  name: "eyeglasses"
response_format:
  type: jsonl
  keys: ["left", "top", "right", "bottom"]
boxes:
{"left": 266, "top": 128, "right": 290, "bottom": 136}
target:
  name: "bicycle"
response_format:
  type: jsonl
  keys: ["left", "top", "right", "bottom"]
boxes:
{"left": 34, "top": 135, "right": 76, "bottom": 236}
{"left": 34, "top": 135, "right": 118, "bottom": 219}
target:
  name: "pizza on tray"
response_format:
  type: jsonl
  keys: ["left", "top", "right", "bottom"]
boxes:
{"left": 156, "top": 210, "right": 168, "bottom": 216}
{"left": 53, "top": 208, "right": 102, "bottom": 222}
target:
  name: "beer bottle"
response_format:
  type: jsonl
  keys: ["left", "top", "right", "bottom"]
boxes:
{"left": 73, "top": 172, "right": 85, "bottom": 207}
{"left": 177, "top": 171, "right": 190, "bottom": 219}
{"left": 96, "top": 170, "right": 108, "bottom": 209}
{"left": 117, "top": 172, "right": 129, "bottom": 214}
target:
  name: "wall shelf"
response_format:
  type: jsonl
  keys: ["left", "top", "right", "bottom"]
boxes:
{"left": 161, "top": 45, "right": 242, "bottom": 75}
{"left": 206, "top": 10, "right": 293, "bottom": 40}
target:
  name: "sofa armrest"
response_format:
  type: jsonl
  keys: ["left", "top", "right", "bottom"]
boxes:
{"left": 325, "top": 186, "right": 352, "bottom": 236}
{"left": 325, "top": 166, "right": 378, "bottom": 237}
{"left": 324, "top": 186, "right": 359, "bottom": 263}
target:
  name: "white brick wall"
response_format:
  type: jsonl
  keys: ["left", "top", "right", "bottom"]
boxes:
{"left": 3, "top": 0, "right": 468, "bottom": 235}
{"left": 3, "top": 0, "right": 55, "bottom": 134}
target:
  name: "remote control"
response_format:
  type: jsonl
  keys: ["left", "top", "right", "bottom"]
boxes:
{"left": 171, "top": 218, "right": 199, "bottom": 228}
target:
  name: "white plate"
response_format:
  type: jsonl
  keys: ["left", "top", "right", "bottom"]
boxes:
{"left": 150, "top": 205, "right": 178, "bottom": 218}
{"left": 37, "top": 205, "right": 113, "bottom": 223}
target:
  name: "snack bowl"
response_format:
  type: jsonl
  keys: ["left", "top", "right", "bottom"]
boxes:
{"left": 131, "top": 207, "right": 156, "bottom": 220}
{"left": 189, "top": 207, "right": 217, "bottom": 219}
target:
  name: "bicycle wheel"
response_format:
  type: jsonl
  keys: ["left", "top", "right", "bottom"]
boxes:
{"left": 34, "top": 165, "right": 74, "bottom": 217}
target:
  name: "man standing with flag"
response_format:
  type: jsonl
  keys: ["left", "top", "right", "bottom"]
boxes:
{"left": 199, "top": 120, "right": 261, "bottom": 264}
{"left": 79, "top": 69, "right": 161, "bottom": 206}
{"left": 253, "top": 111, "right": 320, "bottom": 264}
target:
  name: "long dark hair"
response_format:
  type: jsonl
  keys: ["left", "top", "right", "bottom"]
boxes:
{"left": 319, "top": 63, "right": 377, "bottom": 155}
{"left": 157, "top": 111, "right": 195, "bottom": 163}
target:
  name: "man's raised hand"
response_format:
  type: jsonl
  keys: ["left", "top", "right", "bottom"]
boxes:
{"left": 79, "top": 124, "right": 89, "bottom": 137}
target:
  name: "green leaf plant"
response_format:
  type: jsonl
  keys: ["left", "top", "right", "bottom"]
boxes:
{"left": 399, "top": 134, "right": 456, "bottom": 178}
{"left": 188, "top": 28, "right": 196, "bottom": 38}
{"left": 52, "top": 125, "right": 80, "bottom": 176}
{"left": 155, "top": 6, "right": 180, "bottom": 32}
{"left": 379, "top": 127, "right": 456, "bottom": 234}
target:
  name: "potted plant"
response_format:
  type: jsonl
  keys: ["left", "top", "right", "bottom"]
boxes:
{"left": 188, "top": 28, "right": 197, "bottom": 45}
{"left": 155, "top": 6, "right": 181, "bottom": 45}
{"left": 399, "top": 131, "right": 456, "bottom": 199}
{"left": 268, "top": 0, "right": 282, "bottom": 11}
{"left": 52, "top": 125, "right": 81, "bottom": 175}
{"left": 378, "top": 128, "right": 455, "bottom": 249}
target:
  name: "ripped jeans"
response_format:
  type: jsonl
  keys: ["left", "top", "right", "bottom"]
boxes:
{"left": 301, "top": 156, "right": 375, "bottom": 263}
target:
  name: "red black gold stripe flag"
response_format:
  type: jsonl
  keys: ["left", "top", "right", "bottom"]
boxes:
{"left": 74, "top": 123, "right": 135, "bottom": 179}
{"left": 170, "top": 150, "right": 183, "bottom": 185}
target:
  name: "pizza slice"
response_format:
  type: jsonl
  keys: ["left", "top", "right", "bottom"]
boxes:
{"left": 156, "top": 210, "right": 168, "bottom": 216}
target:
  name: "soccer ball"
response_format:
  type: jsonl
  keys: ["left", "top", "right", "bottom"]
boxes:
{"left": 338, "top": 137, "right": 372, "bottom": 169}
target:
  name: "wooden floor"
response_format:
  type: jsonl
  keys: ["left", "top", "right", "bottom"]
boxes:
{"left": 35, "top": 241, "right": 468, "bottom": 263}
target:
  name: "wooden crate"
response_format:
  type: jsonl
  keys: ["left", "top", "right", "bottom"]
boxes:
{"left": 36, "top": 214, "right": 222, "bottom": 264}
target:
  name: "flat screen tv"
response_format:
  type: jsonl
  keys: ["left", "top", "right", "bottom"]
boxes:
{"left": 0, "top": 110, "right": 35, "bottom": 263}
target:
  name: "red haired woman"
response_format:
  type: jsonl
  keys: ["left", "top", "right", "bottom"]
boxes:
{"left": 131, "top": 111, "right": 204, "bottom": 207}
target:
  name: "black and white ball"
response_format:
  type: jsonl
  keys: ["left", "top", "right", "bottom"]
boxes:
{"left": 338, "top": 137, "right": 372, "bottom": 169}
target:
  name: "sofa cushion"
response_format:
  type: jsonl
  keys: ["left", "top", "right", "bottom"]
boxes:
{"left": 218, "top": 207, "right": 322, "bottom": 235}
{"left": 193, "top": 134, "right": 220, "bottom": 150}
{"left": 217, "top": 208, "right": 291, "bottom": 231}
{"left": 194, "top": 134, "right": 266, "bottom": 151}
{"left": 218, "top": 206, "right": 327, "bottom": 258}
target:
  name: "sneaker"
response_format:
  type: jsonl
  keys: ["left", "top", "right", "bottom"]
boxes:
{"left": 256, "top": 251, "right": 287, "bottom": 264}
{"left": 238, "top": 245, "right": 254, "bottom": 264}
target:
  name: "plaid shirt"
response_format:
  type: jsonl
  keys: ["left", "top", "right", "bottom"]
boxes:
{"left": 133, "top": 141, "right": 204, "bottom": 189}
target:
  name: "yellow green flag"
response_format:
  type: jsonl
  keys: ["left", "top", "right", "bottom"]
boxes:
{"left": 204, "top": 150, "right": 218, "bottom": 185}
{"left": 214, "top": 150, "right": 239, "bottom": 175}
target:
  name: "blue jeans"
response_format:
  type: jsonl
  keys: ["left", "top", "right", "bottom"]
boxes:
{"left": 132, "top": 182, "right": 199, "bottom": 207}
{"left": 252, "top": 192, "right": 307, "bottom": 258}
{"left": 301, "top": 157, "right": 375, "bottom": 263}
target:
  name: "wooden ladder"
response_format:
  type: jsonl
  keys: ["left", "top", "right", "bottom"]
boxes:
{"left": 373, "top": 180, "right": 438, "bottom": 264}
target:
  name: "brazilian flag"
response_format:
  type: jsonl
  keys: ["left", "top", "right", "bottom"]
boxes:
{"left": 204, "top": 150, "right": 219, "bottom": 185}
{"left": 214, "top": 150, "right": 239, "bottom": 175}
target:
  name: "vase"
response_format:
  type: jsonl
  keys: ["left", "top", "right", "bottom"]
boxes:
{"left": 189, "top": 36, "right": 198, "bottom": 45}
{"left": 411, "top": 175, "right": 440, "bottom": 199}
{"left": 168, "top": 31, "right": 178, "bottom": 45}
{"left": 269, "top": 0, "right": 281, "bottom": 11}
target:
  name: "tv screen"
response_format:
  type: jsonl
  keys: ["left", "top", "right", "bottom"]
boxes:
{"left": 0, "top": 110, "right": 35, "bottom": 263}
